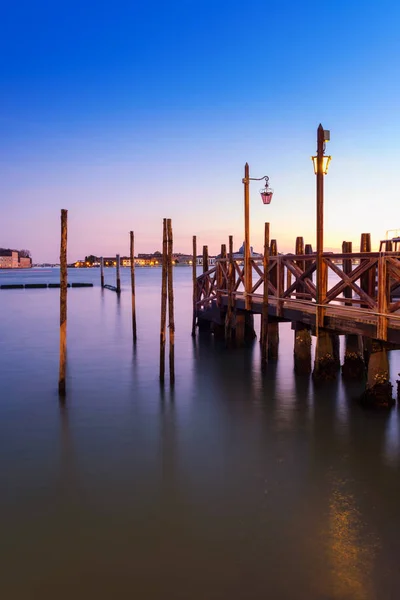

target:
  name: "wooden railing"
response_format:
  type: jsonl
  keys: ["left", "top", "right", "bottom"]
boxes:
{"left": 196, "top": 252, "right": 400, "bottom": 340}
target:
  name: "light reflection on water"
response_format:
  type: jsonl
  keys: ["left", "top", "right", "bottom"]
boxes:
{"left": 1, "top": 268, "right": 400, "bottom": 598}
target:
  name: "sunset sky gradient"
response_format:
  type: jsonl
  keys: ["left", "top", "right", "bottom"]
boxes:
{"left": 1, "top": 0, "right": 399, "bottom": 262}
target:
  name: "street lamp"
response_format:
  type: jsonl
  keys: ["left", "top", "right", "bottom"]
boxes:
{"left": 242, "top": 163, "right": 273, "bottom": 310}
{"left": 312, "top": 124, "right": 331, "bottom": 316}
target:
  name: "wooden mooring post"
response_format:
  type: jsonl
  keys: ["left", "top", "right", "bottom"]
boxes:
{"left": 159, "top": 219, "right": 168, "bottom": 383}
{"left": 159, "top": 218, "right": 175, "bottom": 385}
{"left": 198, "top": 245, "right": 211, "bottom": 333}
{"left": 59, "top": 209, "right": 68, "bottom": 397}
{"left": 225, "top": 235, "right": 234, "bottom": 346}
{"left": 267, "top": 239, "right": 279, "bottom": 359}
{"left": 100, "top": 257, "right": 104, "bottom": 288}
{"left": 293, "top": 236, "right": 312, "bottom": 375}
{"left": 116, "top": 254, "right": 121, "bottom": 294}
{"left": 191, "top": 235, "right": 197, "bottom": 337}
{"left": 167, "top": 219, "right": 175, "bottom": 385}
{"left": 130, "top": 231, "right": 137, "bottom": 342}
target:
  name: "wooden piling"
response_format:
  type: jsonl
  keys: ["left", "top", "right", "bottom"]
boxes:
{"left": 261, "top": 223, "right": 270, "bottom": 366}
{"left": 116, "top": 254, "right": 121, "bottom": 294}
{"left": 130, "top": 231, "right": 137, "bottom": 342}
{"left": 59, "top": 209, "right": 68, "bottom": 397}
{"left": 360, "top": 233, "right": 375, "bottom": 305}
{"left": 217, "top": 243, "right": 226, "bottom": 307}
{"left": 202, "top": 245, "right": 209, "bottom": 273}
{"left": 159, "top": 219, "right": 168, "bottom": 383}
{"left": 268, "top": 239, "right": 279, "bottom": 359}
{"left": 100, "top": 256, "right": 104, "bottom": 288}
{"left": 305, "top": 243, "right": 313, "bottom": 288}
{"left": 167, "top": 219, "right": 175, "bottom": 385}
{"left": 225, "top": 235, "right": 234, "bottom": 346}
{"left": 191, "top": 235, "right": 197, "bottom": 337}
{"left": 361, "top": 340, "right": 394, "bottom": 407}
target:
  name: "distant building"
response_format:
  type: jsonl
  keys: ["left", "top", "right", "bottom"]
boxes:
{"left": 196, "top": 255, "right": 216, "bottom": 266}
{"left": 0, "top": 249, "right": 32, "bottom": 269}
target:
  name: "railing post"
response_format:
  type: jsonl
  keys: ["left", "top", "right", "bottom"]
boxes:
{"left": 202, "top": 245, "right": 209, "bottom": 298}
{"left": 377, "top": 255, "right": 389, "bottom": 341}
{"left": 225, "top": 235, "right": 234, "bottom": 346}
{"left": 217, "top": 243, "right": 226, "bottom": 307}
{"left": 342, "top": 241, "right": 352, "bottom": 306}
{"left": 295, "top": 236, "right": 304, "bottom": 298}
{"left": 267, "top": 239, "right": 279, "bottom": 359}
{"left": 276, "top": 255, "right": 284, "bottom": 318}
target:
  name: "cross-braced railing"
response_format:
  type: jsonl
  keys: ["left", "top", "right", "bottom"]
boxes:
{"left": 196, "top": 252, "right": 400, "bottom": 341}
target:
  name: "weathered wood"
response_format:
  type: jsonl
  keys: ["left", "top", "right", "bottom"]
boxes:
{"left": 268, "top": 239, "right": 279, "bottom": 358}
{"left": 377, "top": 255, "right": 389, "bottom": 340}
{"left": 130, "top": 231, "right": 137, "bottom": 342}
{"left": 295, "top": 237, "right": 305, "bottom": 298}
{"left": 261, "top": 223, "right": 270, "bottom": 366}
{"left": 167, "top": 219, "right": 175, "bottom": 385}
{"left": 159, "top": 219, "right": 168, "bottom": 383}
{"left": 59, "top": 209, "right": 68, "bottom": 397}
{"left": 116, "top": 254, "right": 121, "bottom": 294}
{"left": 100, "top": 256, "right": 104, "bottom": 288}
{"left": 362, "top": 340, "right": 394, "bottom": 407}
{"left": 316, "top": 124, "right": 325, "bottom": 326}
{"left": 191, "top": 235, "right": 197, "bottom": 337}
{"left": 225, "top": 235, "right": 234, "bottom": 345}
{"left": 342, "top": 241, "right": 352, "bottom": 305}
{"left": 360, "top": 233, "right": 375, "bottom": 306}
{"left": 202, "top": 245, "right": 209, "bottom": 273}
{"left": 217, "top": 244, "right": 226, "bottom": 307}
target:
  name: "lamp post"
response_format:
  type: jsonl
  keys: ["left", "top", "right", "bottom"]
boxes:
{"left": 311, "top": 124, "right": 331, "bottom": 320}
{"left": 242, "top": 163, "right": 273, "bottom": 310}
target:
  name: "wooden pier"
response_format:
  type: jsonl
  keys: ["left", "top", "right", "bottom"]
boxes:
{"left": 195, "top": 242, "right": 400, "bottom": 406}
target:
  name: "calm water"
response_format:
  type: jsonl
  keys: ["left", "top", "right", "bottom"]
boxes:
{"left": 1, "top": 267, "right": 400, "bottom": 599}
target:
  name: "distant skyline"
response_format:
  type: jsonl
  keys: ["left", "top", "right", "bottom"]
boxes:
{"left": 1, "top": 1, "right": 399, "bottom": 262}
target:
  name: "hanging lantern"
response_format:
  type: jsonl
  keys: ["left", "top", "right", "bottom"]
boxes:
{"left": 260, "top": 185, "right": 273, "bottom": 204}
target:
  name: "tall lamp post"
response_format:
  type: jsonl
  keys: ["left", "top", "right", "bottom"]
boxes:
{"left": 311, "top": 124, "right": 331, "bottom": 321}
{"left": 242, "top": 163, "right": 273, "bottom": 310}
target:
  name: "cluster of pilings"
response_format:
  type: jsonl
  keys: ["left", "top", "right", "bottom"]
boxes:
{"left": 194, "top": 231, "right": 396, "bottom": 409}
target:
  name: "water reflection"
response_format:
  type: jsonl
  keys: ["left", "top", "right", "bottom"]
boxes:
{"left": 2, "top": 268, "right": 400, "bottom": 597}
{"left": 325, "top": 478, "right": 377, "bottom": 600}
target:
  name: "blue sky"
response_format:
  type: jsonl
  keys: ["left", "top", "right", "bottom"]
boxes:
{"left": 1, "top": 0, "right": 399, "bottom": 262}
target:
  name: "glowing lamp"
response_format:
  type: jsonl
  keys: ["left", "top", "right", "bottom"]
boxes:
{"left": 311, "top": 155, "right": 331, "bottom": 175}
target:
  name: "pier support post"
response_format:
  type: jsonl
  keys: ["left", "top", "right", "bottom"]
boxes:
{"left": 191, "top": 235, "right": 197, "bottom": 337}
{"left": 294, "top": 325, "right": 312, "bottom": 375}
{"left": 198, "top": 245, "right": 211, "bottom": 333}
{"left": 225, "top": 235, "right": 235, "bottom": 346}
{"left": 267, "top": 239, "right": 279, "bottom": 359}
{"left": 361, "top": 340, "right": 394, "bottom": 407}
{"left": 331, "top": 333, "right": 341, "bottom": 370}
{"left": 342, "top": 334, "right": 365, "bottom": 380}
{"left": 234, "top": 310, "right": 256, "bottom": 347}
{"left": 313, "top": 329, "right": 337, "bottom": 382}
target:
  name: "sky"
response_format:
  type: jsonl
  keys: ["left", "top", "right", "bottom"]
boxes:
{"left": 1, "top": 0, "right": 399, "bottom": 262}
